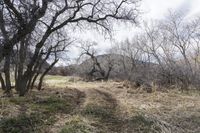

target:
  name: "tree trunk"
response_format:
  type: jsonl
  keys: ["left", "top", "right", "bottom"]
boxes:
{"left": 104, "top": 66, "right": 112, "bottom": 81}
{"left": 4, "top": 55, "right": 12, "bottom": 96}
{"left": 0, "top": 73, "right": 6, "bottom": 90}
{"left": 16, "top": 76, "right": 29, "bottom": 97}
{"left": 38, "top": 59, "right": 58, "bottom": 90}
{"left": 31, "top": 73, "right": 40, "bottom": 89}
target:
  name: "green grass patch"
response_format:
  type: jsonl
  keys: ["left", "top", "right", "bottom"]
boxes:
{"left": 10, "top": 95, "right": 75, "bottom": 114}
{"left": 127, "top": 115, "right": 161, "bottom": 133}
{"left": 32, "top": 96, "right": 74, "bottom": 114}
{"left": 59, "top": 115, "right": 95, "bottom": 133}
{"left": 0, "top": 113, "right": 55, "bottom": 133}
{"left": 190, "top": 115, "right": 200, "bottom": 124}
{"left": 9, "top": 97, "right": 33, "bottom": 105}
{"left": 82, "top": 104, "right": 115, "bottom": 120}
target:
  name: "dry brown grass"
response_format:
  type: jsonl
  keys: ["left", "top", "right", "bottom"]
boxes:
{"left": 44, "top": 75, "right": 200, "bottom": 132}
{"left": 0, "top": 75, "right": 200, "bottom": 133}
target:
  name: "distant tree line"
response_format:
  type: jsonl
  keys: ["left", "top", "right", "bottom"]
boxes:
{"left": 74, "top": 11, "right": 200, "bottom": 91}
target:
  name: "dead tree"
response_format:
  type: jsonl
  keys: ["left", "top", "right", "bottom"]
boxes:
{"left": 159, "top": 11, "right": 200, "bottom": 89}
{"left": 118, "top": 38, "right": 142, "bottom": 80}
{"left": 78, "top": 42, "right": 114, "bottom": 81}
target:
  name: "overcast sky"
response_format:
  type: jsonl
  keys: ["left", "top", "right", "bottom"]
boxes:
{"left": 60, "top": 0, "right": 200, "bottom": 66}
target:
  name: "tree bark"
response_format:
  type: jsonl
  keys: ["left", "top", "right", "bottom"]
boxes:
{"left": 30, "top": 73, "right": 40, "bottom": 89}
{"left": 4, "top": 55, "right": 12, "bottom": 96}
{"left": 0, "top": 73, "right": 6, "bottom": 90}
{"left": 38, "top": 59, "right": 58, "bottom": 90}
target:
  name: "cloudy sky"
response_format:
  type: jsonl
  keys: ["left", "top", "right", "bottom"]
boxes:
{"left": 114, "top": 0, "right": 200, "bottom": 41}
{"left": 141, "top": 0, "right": 200, "bottom": 19}
{"left": 61, "top": 0, "right": 200, "bottom": 66}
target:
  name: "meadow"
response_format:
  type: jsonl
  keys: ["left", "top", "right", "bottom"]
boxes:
{"left": 0, "top": 75, "right": 199, "bottom": 133}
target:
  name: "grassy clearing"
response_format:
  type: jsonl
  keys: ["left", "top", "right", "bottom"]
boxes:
{"left": 0, "top": 75, "right": 200, "bottom": 133}
{"left": 43, "top": 75, "right": 83, "bottom": 88}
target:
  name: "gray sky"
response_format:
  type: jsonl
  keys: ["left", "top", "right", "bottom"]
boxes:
{"left": 59, "top": 0, "right": 200, "bottom": 66}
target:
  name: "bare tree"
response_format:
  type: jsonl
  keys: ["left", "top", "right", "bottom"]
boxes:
{"left": 132, "top": 11, "right": 200, "bottom": 89}
{"left": 159, "top": 11, "right": 200, "bottom": 88}
{"left": 0, "top": 0, "right": 141, "bottom": 96}
{"left": 109, "top": 11, "right": 200, "bottom": 90}
{"left": 78, "top": 42, "right": 114, "bottom": 81}
{"left": 0, "top": 0, "right": 50, "bottom": 96}
{"left": 0, "top": 0, "right": 49, "bottom": 62}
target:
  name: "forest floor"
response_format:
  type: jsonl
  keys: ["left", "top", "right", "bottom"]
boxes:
{"left": 0, "top": 75, "right": 200, "bottom": 133}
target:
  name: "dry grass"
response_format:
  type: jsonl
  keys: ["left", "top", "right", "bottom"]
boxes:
{"left": 0, "top": 75, "right": 200, "bottom": 133}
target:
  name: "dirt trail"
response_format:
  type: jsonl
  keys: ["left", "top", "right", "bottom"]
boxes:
{"left": 49, "top": 88, "right": 86, "bottom": 133}
{"left": 83, "top": 88, "right": 118, "bottom": 109}
{"left": 49, "top": 85, "right": 122, "bottom": 133}
{"left": 2, "top": 78, "right": 199, "bottom": 133}
{"left": 49, "top": 80, "right": 200, "bottom": 133}
{"left": 79, "top": 81, "right": 200, "bottom": 133}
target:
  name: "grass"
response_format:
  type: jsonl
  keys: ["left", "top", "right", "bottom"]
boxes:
{"left": 0, "top": 112, "right": 55, "bottom": 133}
{"left": 82, "top": 104, "right": 115, "bottom": 120}
{"left": 128, "top": 115, "right": 161, "bottom": 133}
{"left": 9, "top": 96, "right": 33, "bottom": 105}
{"left": 0, "top": 75, "right": 200, "bottom": 133}
{"left": 189, "top": 115, "right": 200, "bottom": 125}
{"left": 9, "top": 93, "right": 76, "bottom": 114}
{"left": 43, "top": 75, "right": 70, "bottom": 88}
{"left": 82, "top": 104, "right": 161, "bottom": 133}
{"left": 33, "top": 96, "right": 73, "bottom": 114}
{"left": 43, "top": 75, "right": 82, "bottom": 88}
{"left": 1, "top": 89, "right": 83, "bottom": 132}
{"left": 59, "top": 115, "right": 95, "bottom": 133}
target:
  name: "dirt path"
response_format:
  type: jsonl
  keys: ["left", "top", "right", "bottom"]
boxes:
{"left": 49, "top": 88, "right": 86, "bottom": 133}
{"left": 1, "top": 77, "right": 199, "bottom": 133}
{"left": 49, "top": 80, "right": 200, "bottom": 133}
{"left": 79, "top": 81, "right": 200, "bottom": 133}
